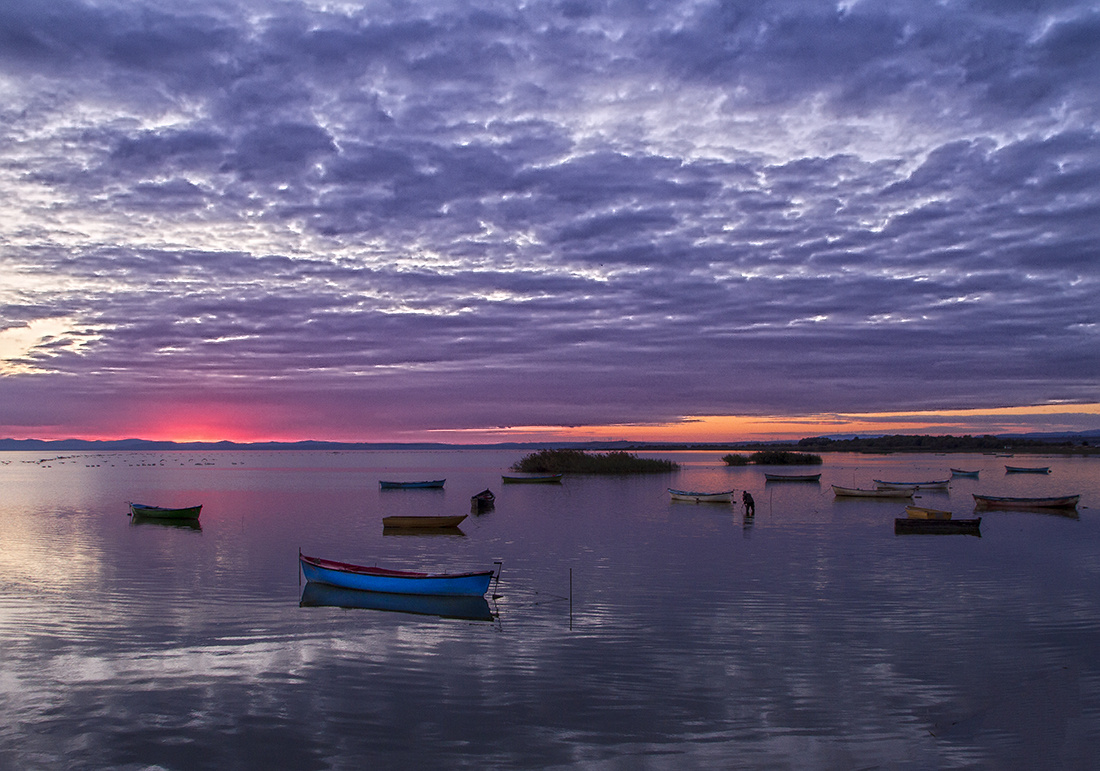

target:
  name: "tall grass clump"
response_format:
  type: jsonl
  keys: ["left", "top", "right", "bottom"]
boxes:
{"left": 748, "top": 450, "right": 823, "bottom": 465}
{"left": 511, "top": 449, "right": 678, "bottom": 474}
{"left": 721, "top": 454, "right": 750, "bottom": 466}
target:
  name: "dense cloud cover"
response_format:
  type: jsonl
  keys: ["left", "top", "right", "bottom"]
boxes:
{"left": 1, "top": 0, "right": 1098, "bottom": 440}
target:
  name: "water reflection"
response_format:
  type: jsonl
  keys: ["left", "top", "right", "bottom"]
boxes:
{"left": 0, "top": 449, "right": 1097, "bottom": 769}
{"left": 129, "top": 513, "right": 203, "bottom": 531}
{"left": 382, "top": 526, "right": 466, "bottom": 536}
{"left": 300, "top": 582, "right": 496, "bottom": 621}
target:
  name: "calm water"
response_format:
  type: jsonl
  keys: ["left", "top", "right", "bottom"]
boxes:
{"left": 1, "top": 449, "right": 1098, "bottom": 769}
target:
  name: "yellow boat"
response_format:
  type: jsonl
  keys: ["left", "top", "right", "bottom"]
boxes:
{"left": 905, "top": 505, "right": 952, "bottom": 520}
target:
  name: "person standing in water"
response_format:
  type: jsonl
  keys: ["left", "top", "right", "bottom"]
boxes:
{"left": 742, "top": 490, "right": 755, "bottom": 516}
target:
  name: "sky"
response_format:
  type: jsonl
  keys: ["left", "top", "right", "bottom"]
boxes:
{"left": 1, "top": 0, "right": 1098, "bottom": 444}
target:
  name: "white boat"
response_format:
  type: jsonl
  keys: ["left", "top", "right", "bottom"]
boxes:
{"left": 973, "top": 494, "right": 1079, "bottom": 509}
{"left": 763, "top": 472, "right": 821, "bottom": 482}
{"left": 668, "top": 488, "right": 734, "bottom": 503}
{"left": 873, "top": 479, "right": 950, "bottom": 490}
{"left": 832, "top": 485, "right": 913, "bottom": 498}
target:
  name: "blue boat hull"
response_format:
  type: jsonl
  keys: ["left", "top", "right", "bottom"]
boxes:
{"left": 300, "top": 555, "right": 494, "bottom": 596}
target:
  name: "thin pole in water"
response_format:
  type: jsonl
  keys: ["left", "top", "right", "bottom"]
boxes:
{"left": 492, "top": 560, "right": 503, "bottom": 599}
{"left": 569, "top": 568, "right": 573, "bottom": 630}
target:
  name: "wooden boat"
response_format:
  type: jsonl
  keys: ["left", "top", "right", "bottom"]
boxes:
{"left": 973, "top": 494, "right": 1079, "bottom": 510}
{"left": 905, "top": 505, "right": 952, "bottom": 520}
{"left": 895, "top": 517, "right": 981, "bottom": 535}
{"left": 832, "top": 485, "right": 913, "bottom": 498}
{"left": 668, "top": 488, "right": 734, "bottom": 503}
{"left": 128, "top": 502, "right": 202, "bottom": 520}
{"left": 300, "top": 582, "right": 495, "bottom": 621}
{"left": 299, "top": 554, "right": 495, "bottom": 597}
{"left": 1005, "top": 465, "right": 1050, "bottom": 474}
{"left": 951, "top": 468, "right": 980, "bottom": 478}
{"left": 873, "top": 478, "right": 950, "bottom": 490}
{"left": 501, "top": 473, "right": 563, "bottom": 484}
{"left": 381, "top": 514, "right": 467, "bottom": 528}
{"left": 763, "top": 473, "right": 821, "bottom": 482}
{"left": 379, "top": 479, "right": 445, "bottom": 489}
{"left": 471, "top": 489, "right": 495, "bottom": 511}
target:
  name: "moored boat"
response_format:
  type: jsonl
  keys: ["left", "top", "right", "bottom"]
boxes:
{"left": 668, "top": 488, "right": 734, "bottom": 503}
{"left": 1004, "top": 465, "right": 1050, "bottom": 474}
{"left": 895, "top": 517, "right": 981, "bottom": 535}
{"left": 951, "top": 468, "right": 980, "bottom": 478}
{"left": 381, "top": 514, "right": 467, "bottom": 528}
{"left": 973, "top": 494, "right": 1079, "bottom": 509}
{"left": 763, "top": 473, "right": 821, "bottom": 482}
{"left": 379, "top": 479, "right": 446, "bottom": 489}
{"left": 873, "top": 478, "right": 950, "bottom": 490}
{"left": 501, "top": 473, "right": 564, "bottom": 484}
{"left": 905, "top": 505, "right": 952, "bottom": 520}
{"left": 128, "top": 502, "right": 202, "bottom": 519}
{"left": 471, "top": 488, "right": 495, "bottom": 511}
{"left": 299, "top": 553, "right": 495, "bottom": 597}
{"left": 832, "top": 485, "right": 914, "bottom": 498}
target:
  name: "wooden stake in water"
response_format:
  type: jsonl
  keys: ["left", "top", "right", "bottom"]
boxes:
{"left": 569, "top": 568, "right": 573, "bottom": 630}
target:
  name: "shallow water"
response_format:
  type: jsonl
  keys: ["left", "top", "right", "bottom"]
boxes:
{"left": 1, "top": 449, "right": 1098, "bottom": 769}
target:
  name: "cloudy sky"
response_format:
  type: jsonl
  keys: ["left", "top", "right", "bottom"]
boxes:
{"left": 1, "top": 0, "right": 1098, "bottom": 443}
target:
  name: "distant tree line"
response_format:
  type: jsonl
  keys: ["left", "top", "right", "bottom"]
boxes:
{"left": 794, "top": 434, "right": 1078, "bottom": 452}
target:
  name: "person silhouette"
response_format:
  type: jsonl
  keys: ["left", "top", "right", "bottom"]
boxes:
{"left": 742, "top": 490, "right": 755, "bottom": 516}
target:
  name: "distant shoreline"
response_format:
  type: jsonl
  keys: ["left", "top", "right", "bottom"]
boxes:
{"left": 1, "top": 434, "right": 1096, "bottom": 455}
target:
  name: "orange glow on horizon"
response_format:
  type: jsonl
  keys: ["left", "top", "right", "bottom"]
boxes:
{"left": 5, "top": 403, "right": 1098, "bottom": 445}
{"left": 418, "top": 403, "right": 1100, "bottom": 444}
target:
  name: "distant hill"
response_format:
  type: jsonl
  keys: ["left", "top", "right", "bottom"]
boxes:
{"left": 795, "top": 432, "right": 1097, "bottom": 453}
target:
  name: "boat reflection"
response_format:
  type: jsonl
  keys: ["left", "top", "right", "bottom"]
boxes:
{"left": 129, "top": 514, "right": 202, "bottom": 531}
{"left": 972, "top": 505, "right": 1080, "bottom": 519}
{"left": 894, "top": 517, "right": 982, "bottom": 536}
{"left": 300, "top": 582, "right": 496, "bottom": 621}
{"left": 382, "top": 526, "right": 466, "bottom": 536}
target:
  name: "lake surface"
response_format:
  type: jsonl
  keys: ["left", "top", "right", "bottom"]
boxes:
{"left": 1, "top": 449, "right": 1098, "bottom": 769}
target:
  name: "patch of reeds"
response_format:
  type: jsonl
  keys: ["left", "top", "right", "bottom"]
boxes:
{"left": 511, "top": 449, "right": 679, "bottom": 474}
{"left": 723, "top": 450, "right": 823, "bottom": 466}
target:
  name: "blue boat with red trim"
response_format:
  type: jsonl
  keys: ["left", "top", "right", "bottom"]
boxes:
{"left": 299, "top": 553, "right": 495, "bottom": 597}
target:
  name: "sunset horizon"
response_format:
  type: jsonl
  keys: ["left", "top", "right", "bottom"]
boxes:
{"left": 4, "top": 401, "right": 1098, "bottom": 447}
{"left": 2, "top": 0, "right": 1097, "bottom": 461}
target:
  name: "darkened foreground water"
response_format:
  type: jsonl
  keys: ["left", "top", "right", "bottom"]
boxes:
{"left": 1, "top": 449, "right": 1098, "bottom": 769}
